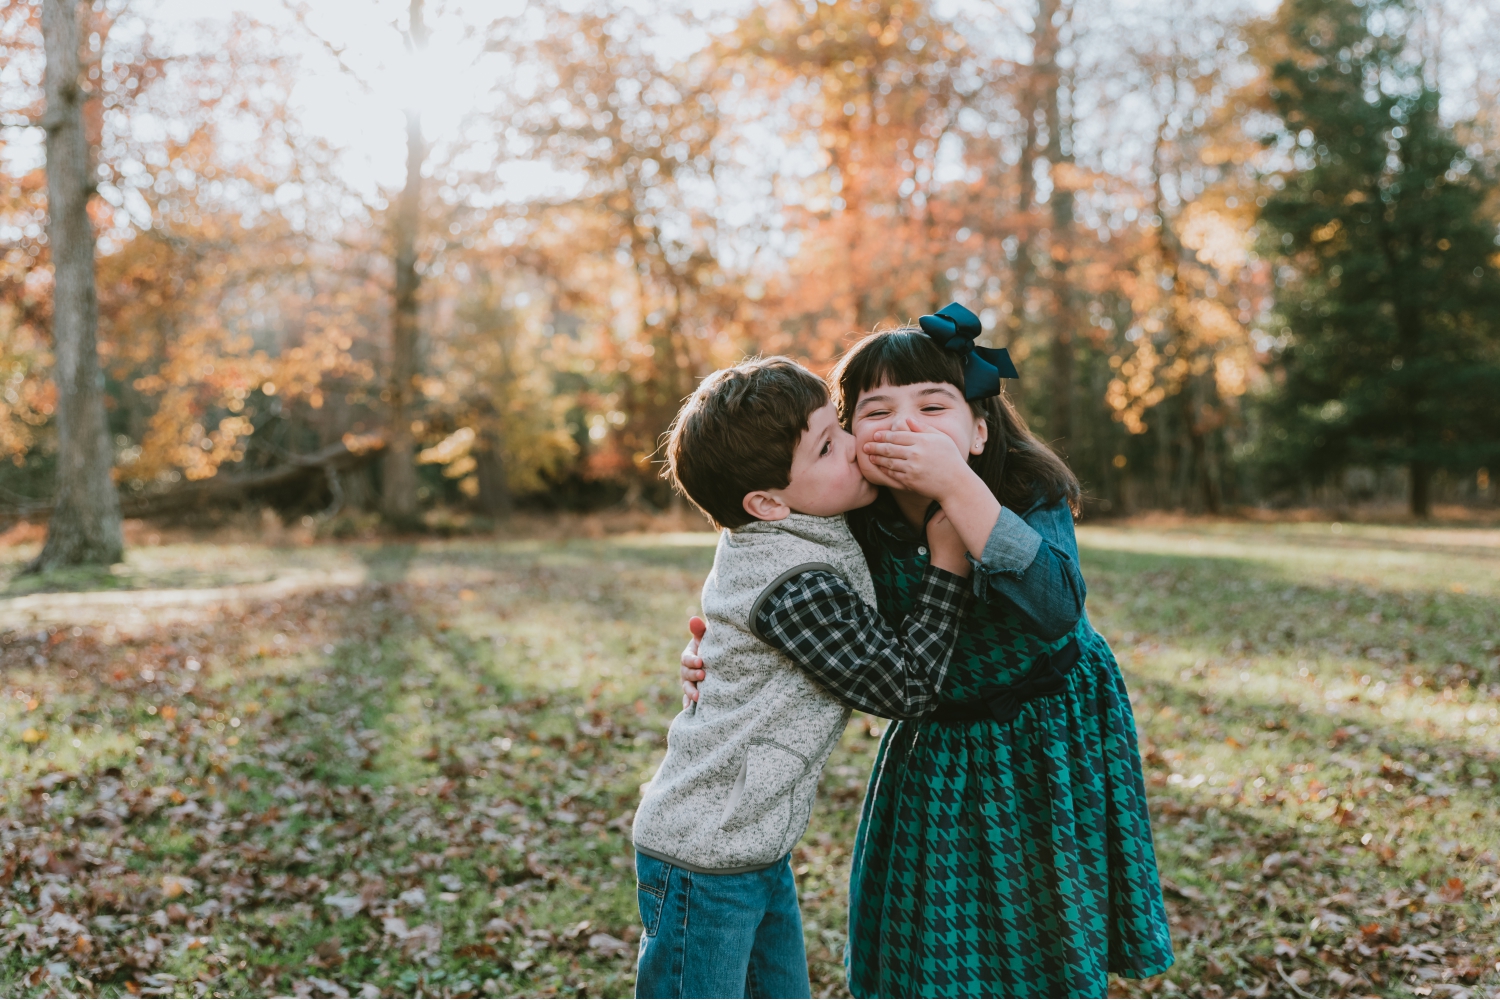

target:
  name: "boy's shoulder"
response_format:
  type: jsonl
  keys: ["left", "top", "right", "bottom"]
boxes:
{"left": 714, "top": 513, "right": 859, "bottom": 576}
{"left": 719, "top": 511, "right": 855, "bottom": 550}
{"left": 707, "top": 512, "right": 872, "bottom": 614}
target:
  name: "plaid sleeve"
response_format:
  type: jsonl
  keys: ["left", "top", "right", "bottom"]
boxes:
{"left": 754, "top": 566, "right": 969, "bottom": 719}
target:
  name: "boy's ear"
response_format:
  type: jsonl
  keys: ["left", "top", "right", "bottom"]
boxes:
{"left": 742, "top": 490, "right": 790, "bottom": 522}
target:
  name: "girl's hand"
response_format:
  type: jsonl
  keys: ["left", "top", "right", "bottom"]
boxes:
{"left": 680, "top": 616, "right": 706, "bottom": 706}
{"left": 925, "top": 510, "right": 972, "bottom": 577}
{"left": 866, "top": 416, "right": 1002, "bottom": 561}
{"left": 863, "top": 418, "right": 978, "bottom": 502}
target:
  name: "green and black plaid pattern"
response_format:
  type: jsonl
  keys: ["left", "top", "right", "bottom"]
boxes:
{"left": 844, "top": 512, "right": 1174, "bottom": 998}
{"left": 755, "top": 565, "right": 970, "bottom": 720}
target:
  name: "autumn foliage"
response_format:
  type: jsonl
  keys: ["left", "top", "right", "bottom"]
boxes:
{"left": 2, "top": 0, "right": 1498, "bottom": 525}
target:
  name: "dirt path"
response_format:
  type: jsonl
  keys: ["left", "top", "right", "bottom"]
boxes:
{"left": 0, "top": 566, "right": 369, "bottom": 631}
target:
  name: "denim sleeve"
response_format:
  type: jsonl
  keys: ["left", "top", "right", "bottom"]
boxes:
{"left": 966, "top": 500, "right": 1086, "bottom": 641}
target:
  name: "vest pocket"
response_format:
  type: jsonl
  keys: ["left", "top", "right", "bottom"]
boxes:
{"left": 718, "top": 739, "right": 809, "bottom": 840}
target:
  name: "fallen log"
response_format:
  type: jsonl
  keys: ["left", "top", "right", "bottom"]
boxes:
{"left": 0, "top": 434, "right": 386, "bottom": 520}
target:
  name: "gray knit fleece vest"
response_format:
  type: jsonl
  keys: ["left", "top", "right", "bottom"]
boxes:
{"left": 632, "top": 513, "right": 877, "bottom": 873}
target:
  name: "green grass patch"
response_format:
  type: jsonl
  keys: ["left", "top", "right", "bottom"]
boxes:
{"left": 0, "top": 523, "right": 1497, "bottom": 997}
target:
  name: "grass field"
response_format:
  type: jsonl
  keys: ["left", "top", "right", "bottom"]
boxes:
{"left": 1, "top": 517, "right": 1498, "bottom": 998}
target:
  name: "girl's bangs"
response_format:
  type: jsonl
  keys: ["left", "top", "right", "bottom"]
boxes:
{"left": 840, "top": 329, "right": 965, "bottom": 399}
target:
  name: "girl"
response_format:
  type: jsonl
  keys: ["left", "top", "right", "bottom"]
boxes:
{"left": 682, "top": 306, "right": 1174, "bottom": 997}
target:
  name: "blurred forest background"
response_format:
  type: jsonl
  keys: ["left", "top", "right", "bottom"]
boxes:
{"left": 4, "top": 0, "right": 1500, "bottom": 561}
{"left": 4, "top": 4, "right": 1500, "bottom": 997}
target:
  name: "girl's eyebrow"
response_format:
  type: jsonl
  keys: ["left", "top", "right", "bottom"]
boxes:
{"left": 919, "top": 386, "right": 960, "bottom": 399}
{"left": 855, "top": 393, "right": 893, "bottom": 411}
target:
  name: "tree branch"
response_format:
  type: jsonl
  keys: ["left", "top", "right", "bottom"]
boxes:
{"left": 280, "top": 0, "right": 374, "bottom": 94}
{"left": 0, "top": 437, "right": 386, "bottom": 520}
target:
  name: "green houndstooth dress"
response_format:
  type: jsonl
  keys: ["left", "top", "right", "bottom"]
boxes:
{"left": 844, "top": 496, "right": 1174, "bottom": 998}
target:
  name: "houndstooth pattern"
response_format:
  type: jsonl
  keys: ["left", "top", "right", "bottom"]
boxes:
{"left": 844, "top": 504, "right": 1174, "bottom": 998}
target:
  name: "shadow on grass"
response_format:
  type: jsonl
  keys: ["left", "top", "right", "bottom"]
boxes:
{"left": 364, "top": 535, "right": 716, "bottom": 575}
{"left": 1080, "top": 545, "right": 1496, "bottom": 681}
{"left": 1088, "top": 522, "right": 1500, "bottom": 561}
{"left": 1110, "top": 672, "right": 1500, "bottom": 997}
{"left": 0, "top": 560, "right": 127, "bottom": 598}
{"left": 1129, "top": 669, "right": 1500, "bottom": 781}
{"left": 354, "top": 542, "right": 420, "bottom": 585}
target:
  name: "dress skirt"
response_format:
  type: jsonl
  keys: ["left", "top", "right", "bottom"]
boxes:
{"left": 846, "top": 626, "right": 1175, "bottom": 998}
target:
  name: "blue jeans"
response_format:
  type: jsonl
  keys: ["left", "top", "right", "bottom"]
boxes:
{"left": 634, "top": 851, "right": 810, "bottom": 999}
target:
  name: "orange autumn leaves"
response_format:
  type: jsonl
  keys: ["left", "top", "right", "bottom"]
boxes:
{"left": 2, "top": 0, "right": 1282, "bottom": 504}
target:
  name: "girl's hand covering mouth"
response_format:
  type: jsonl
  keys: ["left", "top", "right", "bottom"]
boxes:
{"left": 863, "top": 417, "right": 974, "bottom": 502}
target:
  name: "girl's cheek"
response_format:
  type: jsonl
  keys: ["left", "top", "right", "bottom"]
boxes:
{"left": 856, "top": 448, "right": 897, "bottom": 487}
{"left": 928, "top": 413, "right": 975, "bottom": 455}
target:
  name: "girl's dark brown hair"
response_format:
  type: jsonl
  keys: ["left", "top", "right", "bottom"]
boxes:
{"left": 830, "top": 328, "right": 1080, "bottom": 515}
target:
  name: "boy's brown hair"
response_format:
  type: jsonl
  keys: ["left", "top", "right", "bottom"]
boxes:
{"left": 663, "top": 357, "right": 829, "bottom": 529}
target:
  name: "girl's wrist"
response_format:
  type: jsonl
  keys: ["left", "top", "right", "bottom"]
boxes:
{"left": 937, "top": 466, "right": 992, "bottom": 509}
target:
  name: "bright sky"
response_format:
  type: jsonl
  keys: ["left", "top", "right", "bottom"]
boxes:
{"left": 152, "top": 0, "right": 520, "bottom": 201}
{"left": 140, "top": 0, "right": 749, "bottom": 205}
{"left": 165, "top": 0, "right": 1295, "bottom": 209}
{"left": 4, "top": 0, "right": 1489, "bottom": 211}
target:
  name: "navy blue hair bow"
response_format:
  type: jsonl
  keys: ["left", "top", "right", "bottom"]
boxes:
{"left": 917, "top": 302, "right": 1018, "bottom": 401}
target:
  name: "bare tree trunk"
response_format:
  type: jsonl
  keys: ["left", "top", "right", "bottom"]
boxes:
{"left": 1176, "top": 386, "right": 1219, "bottom": 513}
{"left": 1037, "top": 2, "right": 1076, "bottom": 457}
{"left": 1009, "top": 3, "right": 1047, "bottom": 343}
{"left": 1410, "top": 460, "right": 1431, "bottom": 518}
{"left": 27, "top": 0, "right": 123, "bottom": 573}
{"left": 474, "top": 430, "right": 511, "bottom": 518}
{"left": 1150, "top": 115, "right": 1219, "bottom": 514}
{"left": 381, "top": 0, "right": 427, "bottom": 526}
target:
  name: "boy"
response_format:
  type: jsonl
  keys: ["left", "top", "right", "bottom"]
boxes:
{"left": 631, "top": 357, "right": 970, "bottom": 999}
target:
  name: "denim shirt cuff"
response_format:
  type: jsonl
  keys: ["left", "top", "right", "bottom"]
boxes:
{"left": 965, "top": 506, "right": 1043, "bottom": 581}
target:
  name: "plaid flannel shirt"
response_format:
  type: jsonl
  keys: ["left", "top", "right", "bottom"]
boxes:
{"left": 753, "top": 565, "right": 969, "bottom": 720}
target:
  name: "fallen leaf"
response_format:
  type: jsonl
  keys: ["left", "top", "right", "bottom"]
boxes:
{"left": 161, "top": 875, "right": 196, "bottom": 899}
{"left": 322, "top": 891, "right": 365, "bottom": 919}
{"left": 589, "top": 932, "right": 630, "bottom": 957}
{"left": 1160, "top": 876, "right": 1205, "bottom": 901}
